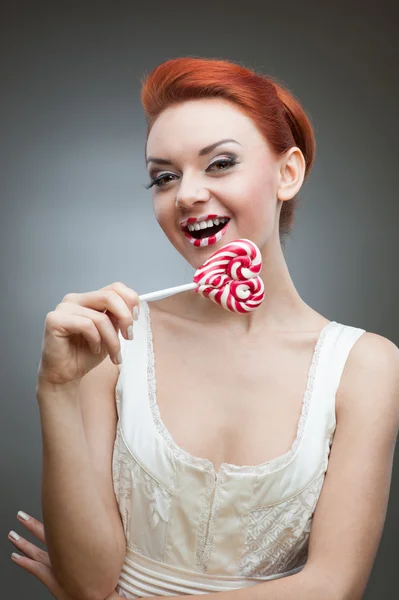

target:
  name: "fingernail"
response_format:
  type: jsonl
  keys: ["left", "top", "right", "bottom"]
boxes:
{"left": 11, "top": 552, "right": 21, "bottom": 560}
{"left": 17, "top": 511, "right": 30, "bottom": 521}
{"left": 127, "top": 324, "right": 134, "bottom": 340}
{"left": 117, "top": 350, "right": 123, "bottom": 365}
{"left": 9, "top": 531, "right": 20, "bottom": 541}
{"left": 133, "top": 305, "right": 139, "bottom": 321}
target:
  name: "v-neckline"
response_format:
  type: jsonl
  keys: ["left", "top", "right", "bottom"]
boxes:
{"left": 143, "top": 299, "right": 336, "bottom": 478}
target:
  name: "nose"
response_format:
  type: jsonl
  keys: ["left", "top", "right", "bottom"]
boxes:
{"left": 175, "top": 178, "right": 211, "bottom": 210}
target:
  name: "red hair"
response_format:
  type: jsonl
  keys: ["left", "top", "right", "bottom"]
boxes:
{"left": 140, "top": 57, "right": 316, "bottom": 242}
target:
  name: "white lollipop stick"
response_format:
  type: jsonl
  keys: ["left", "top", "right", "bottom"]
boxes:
{"left": 139, "top": 282, "right": 197, "bottom": 302}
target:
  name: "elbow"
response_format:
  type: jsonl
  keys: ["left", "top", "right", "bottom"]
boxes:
{"left": 46, "top": 529, "right": 126, "bottom": 600}
{"left": 51, "top": 557, "right": 123, "bottom": 600}
{"left": 317, "top": 574, "right": 367, "bottom": 600}
{"left": 301, "top": 567, "right": 347, "bottom": 600}
{"left": 309, "top": 575, "right": 361, "bottom": 600}
{"left": 57, "top": 572, "right": 120, "bottom": 600}
{"left": 83, "top": 583, "right": 121, "bottom": 600}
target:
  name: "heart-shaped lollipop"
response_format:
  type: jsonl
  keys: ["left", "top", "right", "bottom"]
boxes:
{"left": 139, "top": 238, "right": 265, "bottom": 314}
{"left": 192, "top": 239, "right": 264, "bottom": 313}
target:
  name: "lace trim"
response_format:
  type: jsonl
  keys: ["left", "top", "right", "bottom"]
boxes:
{"left": 144, "top": 299, "right": 335, "bottom": 476}
{"left": 144, "top": 300, "right": 215, "bottom": 474}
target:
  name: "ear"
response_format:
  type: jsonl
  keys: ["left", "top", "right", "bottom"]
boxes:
{"left": 277, "top": 147, "right": 306, "bottom": 202}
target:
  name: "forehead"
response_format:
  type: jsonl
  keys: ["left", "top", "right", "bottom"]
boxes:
{"left": 146, "top": 98, "right": 265, "bottom": 156}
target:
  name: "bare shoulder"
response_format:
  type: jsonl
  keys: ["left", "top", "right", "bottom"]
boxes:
{"left": 337, "top": 329, "right": 399, "bottom": 429}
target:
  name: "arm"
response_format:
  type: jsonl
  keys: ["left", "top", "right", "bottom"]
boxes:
{"left": 163, "top": 332, "right": 399, "bottom": 600}
{"left": 8, "top": 510, "right": 126, "bottom": 600}
{"left": 38, "top": 356, "right": 126, "bottom": 600}
{"left": 299, "top": 332, "right": 399, "bottom": 600}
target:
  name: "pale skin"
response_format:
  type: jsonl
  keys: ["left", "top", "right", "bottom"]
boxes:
{"left": 8, "top": 512, "right": 121, "bottom": 600}
{"left": 9, "top": 98, "right": 399, "bottom": 599}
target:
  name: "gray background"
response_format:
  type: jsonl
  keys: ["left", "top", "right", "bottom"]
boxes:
{"left": 1, "top": 1, "right": 398, "bottom": 598}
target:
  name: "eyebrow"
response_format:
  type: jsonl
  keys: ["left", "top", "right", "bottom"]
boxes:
{"left": 145, "top": 138, "right": 242, "bottom": 167}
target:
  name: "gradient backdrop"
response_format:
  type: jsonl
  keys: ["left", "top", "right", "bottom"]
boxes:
{"left": 1, "top": 1, "right": 398, "bottom": 598}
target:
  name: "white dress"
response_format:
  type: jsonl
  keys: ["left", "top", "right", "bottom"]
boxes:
{"left": 112, "top": 299, "right": 366, "bottom": 597}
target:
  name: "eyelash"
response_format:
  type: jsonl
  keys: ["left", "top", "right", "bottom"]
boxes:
{"left": 145, "top": 157, "right": 239, "bottom": 190}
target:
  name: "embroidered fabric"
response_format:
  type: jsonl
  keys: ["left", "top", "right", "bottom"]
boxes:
{"left": 112, "top": 424, "right": 133, "bottom": 546}
{"left": 194, "top": 475, "right": 224, "bottom": 573}
{"left": 238, "top": 436, "right": 332, "bottom": 577}
{"left": 112, "top": 422, "right": 172, "bottom": 548}
{"left": 143, "top": 299, "right": 334, "bottom": 477}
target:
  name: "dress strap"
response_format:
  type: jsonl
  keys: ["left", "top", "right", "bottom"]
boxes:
{"left": 313, "top": 322, "right": 366, "bottom": 431}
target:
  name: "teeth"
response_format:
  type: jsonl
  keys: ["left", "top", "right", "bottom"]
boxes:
{"left": 187, "top": 217, "right": 228, "bottom": 232}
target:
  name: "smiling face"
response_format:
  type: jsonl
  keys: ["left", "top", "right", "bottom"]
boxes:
{"left": 145, "top": 98, "right": 302, "bottom": 268}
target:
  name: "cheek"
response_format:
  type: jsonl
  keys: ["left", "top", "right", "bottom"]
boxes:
{"left": 153, "top": 198, "right": 170, "bottom": 226}
{"left": 152, "top": 198, "right": 179, "bottom": 243}
{"left": 233, "top": 170, "right": 277, "bottom": 218}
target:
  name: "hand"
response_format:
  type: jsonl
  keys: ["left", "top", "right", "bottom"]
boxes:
{"left": 8, "top": 510, "right": 77, "bottom": 600}
{"left": 37, "top": 282, "right": 140, "bottom": 389}
{"left": 8, "top": 510, "right": 124, "bottom": 599}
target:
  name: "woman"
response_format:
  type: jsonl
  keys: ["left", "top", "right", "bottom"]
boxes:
{"left": 8, "top": 57, "right": 399, "bottom": 600}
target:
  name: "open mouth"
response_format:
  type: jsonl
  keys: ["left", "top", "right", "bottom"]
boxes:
{"left": 182, "top": 218, "right": 231, "bottom": 247}
{"left": 185, "top": 219, "right": 229, "bottom": 239}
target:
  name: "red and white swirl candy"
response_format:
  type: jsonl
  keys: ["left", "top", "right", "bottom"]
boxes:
{"left": 139, "top": 238, "right": 265, "bottom": 314}
{"left": 193, "top": 239, "right": 265, "bottom": 313}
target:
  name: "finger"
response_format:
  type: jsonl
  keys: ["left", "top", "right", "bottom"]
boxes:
{"left": 104, "top": 282, "right": 141, "bottom": 321}
{"left": 8, "top": 530, "right": 51, "bottom": 568}
{"left": 52, "top": 307, "right": 124, "bottom": 366}
{"left": 17, "top": 510, "right": 46, "bottom": 544}
{"left": 11, "top": 553, "right": 61, "bottom": 596}
{"left": 63, "top": 282, "right": 140, "bottom": 336}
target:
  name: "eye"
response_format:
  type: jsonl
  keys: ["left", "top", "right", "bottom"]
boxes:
{"left": 209, "top": 157, "right": 237, "bottom": 171}
{"left": 145, "top": 173, "right": 176, "bottom": 189}
{"left": 144, "top": 156, "right": 238, "bottom": 190}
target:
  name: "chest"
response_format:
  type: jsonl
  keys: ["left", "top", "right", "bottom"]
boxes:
{"left": 149, "top": 310, "right": 320, "bottom": 473}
